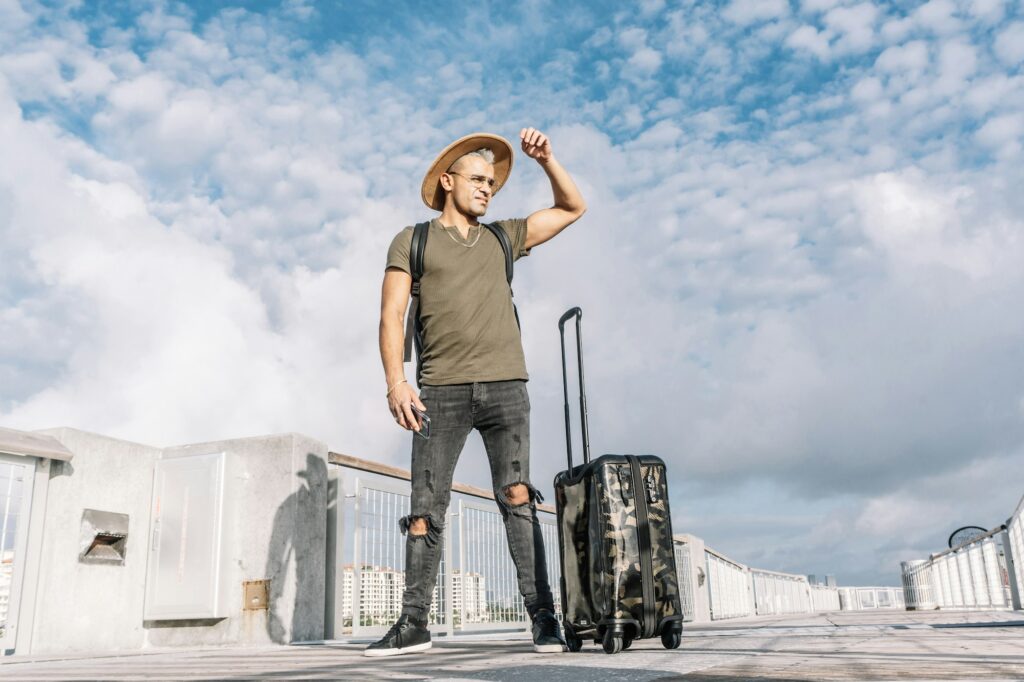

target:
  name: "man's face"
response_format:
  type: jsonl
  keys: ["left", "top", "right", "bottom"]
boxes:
{"left": 444, "top": 155, "right": 494, "bottom": 217}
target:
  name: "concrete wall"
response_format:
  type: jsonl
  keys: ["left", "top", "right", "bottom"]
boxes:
{"left": 26, "top": 428, "right": 161, "bottom": 654}
{"left": 19, "top": 429, "right": 329, "bottom": 654}
{"left": 144, "top": 433, "right": 329, "bottom": 648}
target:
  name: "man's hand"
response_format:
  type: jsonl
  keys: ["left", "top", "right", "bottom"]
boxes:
{"left": 520, "top": 127, "right": 552, "bottom": 164}
{"left": 520, "top": 127, "right": 586, "bottom": 250}
{"left": 388, "top": 380, "right": 427, "bottom": 432}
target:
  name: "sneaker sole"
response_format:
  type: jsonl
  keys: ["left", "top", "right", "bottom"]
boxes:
{"left": 363, "top": 640, "right": 432, "bottom": 657}
{"left": 533, "top": 642, "right": 567, "bottom": 653}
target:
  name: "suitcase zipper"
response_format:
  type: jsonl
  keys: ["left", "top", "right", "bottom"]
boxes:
{"left": 628, "top": 455, "right": 657, "bottom": 638}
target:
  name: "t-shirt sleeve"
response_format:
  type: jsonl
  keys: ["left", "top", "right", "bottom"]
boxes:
{"left": 385, "top": 226, "right": 414, "bottom": 274}
{"left": 496, "top": 218, "right": 531, "bottom": 261}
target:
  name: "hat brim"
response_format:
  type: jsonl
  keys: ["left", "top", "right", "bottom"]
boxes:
{"left": 421, "top": 133, "right": 514, "bottom": 211}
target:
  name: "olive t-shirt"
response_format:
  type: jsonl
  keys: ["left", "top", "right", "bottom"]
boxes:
{"left": 386, "top": 218, "right": 531, "bottom": 386}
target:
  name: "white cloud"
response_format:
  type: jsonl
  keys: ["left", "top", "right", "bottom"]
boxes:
{"left": 850, "top": 75, "right": 884, "bottom": 101}
{"left": 968, "top": 0, "right": 1006, "bottom": 24}
{"left": 994, "top": 21, "right": 1024, "bottom": 65}
{"left": 799, "top": 0, "right": 842, "bottom": 13}
{"left": 874, "top": 40, "right": 929, "bottom": 74}
{"left": 625, "top": 46, "right": 663, "bottom": 77}
{"left": 912, "top": 0, "right": 962, "bottom": 35}
{"left": 852, "top": 170, "right": 995, "bottom": 277}
{"left": 786, "top": 25, "right": 832, "bottom": 59}
{"left": 723, "top": 0, "right": 790, "bottom": 26}
{"left": 934, "top": 41, "right": 978, "bottom": 95}
{"left": 823, "top": 2, "right": 879, "bottom": 54}
{"left": 975, "top": 112, "right": 1023, "bottom": 153}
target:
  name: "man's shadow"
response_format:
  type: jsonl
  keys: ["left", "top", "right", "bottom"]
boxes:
{"left": 264, "top": 452, "right": 335, "bottom": 643}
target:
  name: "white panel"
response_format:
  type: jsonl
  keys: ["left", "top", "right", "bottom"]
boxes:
{"left": 946, "top": 555, "right": 963, "bottom": 606}
{"left": 1010, "top": 515, "right": 1024, "bottom": 608}
{"left": 967, "top": 544, "right": 989, "bottom": 606}
{"left": 144, "top": 452, "right": 227, "bottom": 620}
{"left": 0, "top": 455, "right": 36, "bottom": 650}
{"left": 955, "top": 551, "right": 975, "bottom": 606}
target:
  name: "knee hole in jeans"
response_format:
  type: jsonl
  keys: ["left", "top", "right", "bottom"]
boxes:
{"left": 504, "top": 483, "right": 531, "bottom": 506}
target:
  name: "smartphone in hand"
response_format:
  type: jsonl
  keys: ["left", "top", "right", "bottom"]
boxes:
{"left": 410, "top": 405, "right": 431, "bottom": 439}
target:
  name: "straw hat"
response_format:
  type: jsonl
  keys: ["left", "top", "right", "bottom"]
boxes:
{"left": 420, "top": 132, "right": 514, "bottom": 211}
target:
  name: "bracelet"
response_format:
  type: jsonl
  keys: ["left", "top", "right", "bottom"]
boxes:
{"left": 386, "top": 379, "right": 407, "bottom": 397}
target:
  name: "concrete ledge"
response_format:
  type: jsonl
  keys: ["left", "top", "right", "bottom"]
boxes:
{"left": 0, "top": 425, "right": 74, "bottom": 461}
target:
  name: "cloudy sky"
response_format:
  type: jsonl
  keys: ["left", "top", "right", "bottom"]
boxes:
{"left": 2, "top": 0, "right": 1023, "bottom": 586}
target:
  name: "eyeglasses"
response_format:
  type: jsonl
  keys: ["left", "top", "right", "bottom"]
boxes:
{"left": 445, "top": 171, "right": 496, "bottom": 190}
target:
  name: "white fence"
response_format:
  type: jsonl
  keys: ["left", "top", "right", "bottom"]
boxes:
{"left": 331, "top": 453, "right": 903, "bottom": 635}
{"left": 1008, "top": 496, "right": 1024, "bottom": 610}
{"left": 753, "top": 569, "right": 812, "bottom": 616}
{"left": 706, "top": 550, "right": 755, "bottom": 619}
{"left": 810, "top": 584, "right": 842, "bottom": 612}
{"left": 838, "top": 587, "right": 906, "bottom": 611}
{"left": 900, "top": 494, "right": 1024, "bottom": 612}
{"left": 692, "top": 548, "right": 860, "bottom": 621}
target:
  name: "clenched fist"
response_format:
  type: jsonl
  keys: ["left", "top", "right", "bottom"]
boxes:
{"left": 520, "top": 127, "right": 552, "bottom": 164}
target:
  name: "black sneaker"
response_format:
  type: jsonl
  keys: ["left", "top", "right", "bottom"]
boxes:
{"left": 531, "top": 609, "right": 566, "bottom": 653}
{"left": 363, "top": 615, "right": 432, "bottom": 657}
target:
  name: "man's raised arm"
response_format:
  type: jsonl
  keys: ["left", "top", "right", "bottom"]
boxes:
{"left": 521, "top": 127, "right": 587, "bottom": 250}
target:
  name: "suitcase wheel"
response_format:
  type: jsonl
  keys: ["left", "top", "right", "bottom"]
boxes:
{"left": 602, "top": 628, "right": 624, "bottom": 655}
{"left": 622, "top": 632, "right": 633, "bottom": 650}
{"left": 661, "top": 625, "right": 682, "bottom": 650}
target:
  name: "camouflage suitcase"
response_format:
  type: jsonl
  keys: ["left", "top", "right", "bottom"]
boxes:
{"left": 554, "top": 307, "right": 684, "bottom": 654}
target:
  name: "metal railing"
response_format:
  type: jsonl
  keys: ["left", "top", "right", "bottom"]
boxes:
{"left": 331, "top": 452, "right": 897, "bottom": 635}
{"left": 900, "top": 493, "right": 1024, "bottom": 612}
{"left": 839, "top": 581, "right": 905, "bottom": 606}
{"left": 838, "top": 587, "right": 905, "bottom": 610}
{"left": 335, "top": 453, "right": 560, "bottom": 637}
{"left": 705, "top": 549, "right": 754, "bottom": 619}
{"left": 752, "top": 568, "right": 812, "bottom": 616}
{"left": 810, "top": 584, "right": 842, "bottom": 612}
{"left": 1008, "top": 496, "right": 1024, "bottom": 610}
{"left": 674, "top": 540, "right": 696, "bottom": 621}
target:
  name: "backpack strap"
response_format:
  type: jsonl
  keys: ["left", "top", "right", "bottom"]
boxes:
{"left": 483, "top": 223, "right": 520, "bottom": 330}
{"left": 482, "top": 222, "right": 514, "bottom": 287}
{"left": 403, "top": 222, "right": 430, "bottom": 368}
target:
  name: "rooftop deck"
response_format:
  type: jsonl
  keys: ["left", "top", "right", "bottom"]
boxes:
{"left": 2, "top": 610, "right": 1022, "bottom": 680}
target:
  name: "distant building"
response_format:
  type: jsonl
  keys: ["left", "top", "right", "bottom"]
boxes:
{"left": 451, "top": 570, "right": 488, "bottom": 624}
{"left": 340, "top": 565, "right": 442, "bottom": 628}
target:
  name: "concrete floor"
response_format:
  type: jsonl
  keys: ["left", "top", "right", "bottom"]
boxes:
{"left": 1, "top": 610, "right": 1022, "bottom": 681}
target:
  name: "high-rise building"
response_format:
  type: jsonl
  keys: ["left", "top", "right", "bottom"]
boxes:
{"left": 451, "top": 570, "right": 488, "bottom": 624}
{"left": 340, "top": 564, "right": 442, "bottom": 629}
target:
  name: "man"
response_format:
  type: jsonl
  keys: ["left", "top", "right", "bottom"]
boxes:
{"left": 367, "top": 128, "right": 586, "bottom": 657}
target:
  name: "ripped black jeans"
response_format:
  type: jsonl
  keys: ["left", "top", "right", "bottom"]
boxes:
{"left": 399, "top": 379, "right": 554, "bottom": 621}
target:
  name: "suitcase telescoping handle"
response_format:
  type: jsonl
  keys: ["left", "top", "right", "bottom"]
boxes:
{"left": 558, "top": 307, "right": 591, "bottom": 469}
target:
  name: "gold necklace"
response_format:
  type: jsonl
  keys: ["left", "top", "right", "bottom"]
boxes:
{"left": 442, "top": 223, "right": 482, "bottom": 248}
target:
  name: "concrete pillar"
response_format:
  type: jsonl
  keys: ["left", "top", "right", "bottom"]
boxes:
{"left": 676, "top": 534, "right": 710, "bottom": 623}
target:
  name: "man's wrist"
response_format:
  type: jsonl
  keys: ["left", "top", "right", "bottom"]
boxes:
{"left": 386, "top": 379, "right": 408, "bottom": 397}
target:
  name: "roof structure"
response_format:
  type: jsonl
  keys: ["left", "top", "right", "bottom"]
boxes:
{"left": 0, "top": 426, "right": 74, "bottom": 462}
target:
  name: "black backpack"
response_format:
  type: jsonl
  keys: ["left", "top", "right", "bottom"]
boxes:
{"left": 403, "top": 221, "right": 518, "bottom": 384}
